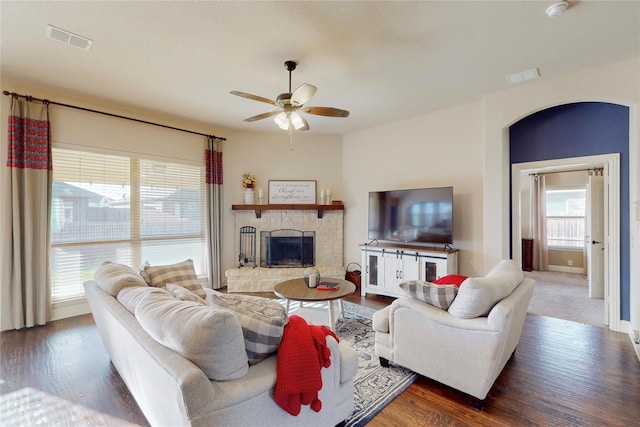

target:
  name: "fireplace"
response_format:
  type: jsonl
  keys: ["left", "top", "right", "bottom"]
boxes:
{"left": 260, "top": 229, "right": 315, "bottom": 268}
{"left": 228, "top": 208, "right": 344, "bottom": 291}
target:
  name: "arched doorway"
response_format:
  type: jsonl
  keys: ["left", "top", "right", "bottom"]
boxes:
{"left": 508, "top": 102, "right": 629, "bottom": 330}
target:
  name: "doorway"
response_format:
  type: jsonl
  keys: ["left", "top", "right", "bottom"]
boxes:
{"left": 511, "top": 154, "right": 621, "bottom": 328}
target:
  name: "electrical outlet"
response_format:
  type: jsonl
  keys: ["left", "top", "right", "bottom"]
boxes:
{"left": 567, "top": 260, "right": 573, "bottom": 266}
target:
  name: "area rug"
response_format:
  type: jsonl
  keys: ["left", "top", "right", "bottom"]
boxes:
{"left": 283, "top": 300, "right": 417, "bottom": 427}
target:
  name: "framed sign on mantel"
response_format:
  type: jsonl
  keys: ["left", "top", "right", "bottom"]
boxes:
{"left": 268, "top": 180, "right": 317, "bottom": 204}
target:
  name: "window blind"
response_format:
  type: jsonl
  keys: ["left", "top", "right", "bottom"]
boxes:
{"left": 51, "top": 148, "right": 206, "bottom": 302}
{"left": 546, "top": 188, "right": 586, "bottom": 248}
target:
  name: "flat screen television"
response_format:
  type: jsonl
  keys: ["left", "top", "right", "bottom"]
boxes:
{"left": 368, "top": 186, "right": 453, "bottom": 245}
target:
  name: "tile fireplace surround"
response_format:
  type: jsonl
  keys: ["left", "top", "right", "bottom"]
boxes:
{"left": 226, "top": 209, "right": 345, "bottom": 292}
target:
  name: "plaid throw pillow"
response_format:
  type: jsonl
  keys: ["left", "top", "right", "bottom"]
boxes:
{"left": 211, "top": 293, "right": 289, "bottom": 365}
{"left": 143, "top": 259, "right": 206, "bottom": 299}
{"left": 399, "top": 280, "right": 458, "bottom": 310}
{"left": 166, "top": 283, "right": 206, "bottom": 305}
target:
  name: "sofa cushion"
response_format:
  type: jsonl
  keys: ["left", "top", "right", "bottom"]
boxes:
{"left": 142, "top": 259, "right": 206, "bottom": 299}
{"left": 399, "top": 280, "right": 458, "bottom": 309}
{"left": 447, "top": 260, "right": 523, "bottom": 319}
{"left": 166, "top": 283, "right": 207, "bottom": 305}
{"left": 210, "top": 292, "right": 288, "bottom": 365}
{"left": 117, "top": 286, "right": 168, "bottom": 314}
{"left": 94, "top": 261, "right": 148, "bottom": 297}
{"left": 136, "top": 292, "right": 249, "bottom": 380}
{"left": 433, "top": 274, "right": 468, "bottom": 286}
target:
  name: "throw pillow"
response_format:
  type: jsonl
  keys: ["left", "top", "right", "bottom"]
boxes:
{"left": 211, "top": 292, "right": 289, "bottom": 365}
{"left": 447, "top": 259, "right": 523, "bottom": 319}
{"left": 433, "top": 274, "right": 468, "bottom": 287}
{"left": 117, "top": 286, "right": 168, "bottom": 314}
{"left": 94, "top": 261, "right": 148, "bottom": 297}
{"left": 399, "top": 280, "right": 458, "bottom": 310}
{"left": 143, "top": 259, "right": 206, "bottom": 299}
{"left": 135, "top": 291, "right": 249, "bottom": 381}
{"left": 166, "top": 283, "right": 206, "bottom": 305}
{"left": 139, "top": 261, "right": 152, "bottom": 286}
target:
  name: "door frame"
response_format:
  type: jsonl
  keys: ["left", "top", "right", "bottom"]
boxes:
{"left": 511, "top": 153, "right": 621, "bottom": 331}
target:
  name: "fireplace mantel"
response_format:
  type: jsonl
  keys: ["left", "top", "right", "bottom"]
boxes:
{"left": 232, "top": 202, "right": 344, "bottom": 218}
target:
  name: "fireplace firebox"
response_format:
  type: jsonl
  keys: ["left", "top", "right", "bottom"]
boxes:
{"left": 260, "top": 229, "right": 315, "bottom": 268}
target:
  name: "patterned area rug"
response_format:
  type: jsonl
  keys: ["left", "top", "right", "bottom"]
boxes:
{"left": 284, "top": 300, "right": 417, "bottom": 426}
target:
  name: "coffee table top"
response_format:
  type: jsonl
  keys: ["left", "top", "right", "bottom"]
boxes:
{"left": 273, "top": 278, "right": 355, "bottom": 302}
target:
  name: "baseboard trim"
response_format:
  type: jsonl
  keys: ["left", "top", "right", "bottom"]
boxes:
{"left": 52, "top": 298, "right": 91, "bottom": 321}
{"left": 547, "top": 265, "right": 585, "bottom": 274}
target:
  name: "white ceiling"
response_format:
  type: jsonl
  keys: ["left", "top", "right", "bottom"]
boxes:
{"left": 2, "top": 1, "right": 639, "bottom": 135}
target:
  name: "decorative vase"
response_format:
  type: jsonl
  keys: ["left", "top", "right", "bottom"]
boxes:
{"left": 244, "top": 187, "right": 255, "bottom": 204}
{"left": 304, "top": 267, "right": 320, "bottom": 288}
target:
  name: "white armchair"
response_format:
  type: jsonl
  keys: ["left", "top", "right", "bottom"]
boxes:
{"left": 372, "top": 260, "right": 534, "bottom": 404}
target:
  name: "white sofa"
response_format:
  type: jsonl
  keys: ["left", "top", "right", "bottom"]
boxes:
{"left": 84, "top": 262, "right": 358, "bottom": 427}
{"left": 371, "top": 260, "right": 534, "bottom": 402}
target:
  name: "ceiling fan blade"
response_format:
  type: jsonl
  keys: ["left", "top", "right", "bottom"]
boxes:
{"left": 230, "top": 91, "right": 277, "bottom": 106}
{"left": 303, "top": 106, "right": 350, "bottom": 118}
{"left": 243, "top": 110, "right": 281, "bottom": 122}
{"left": 290, "top": 83, "right": 317, "bottom": 106}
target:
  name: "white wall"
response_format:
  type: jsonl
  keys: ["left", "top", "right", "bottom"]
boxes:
{"left": 342, "top": 100, "right": 485, "bottom": 276}
{"left": 219, "top": 130, "right": 342, "bottom": 272}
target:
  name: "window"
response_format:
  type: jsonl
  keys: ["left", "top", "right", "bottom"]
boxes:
{"left": 545, "top": 188, "right": 586, "bottom": 248}
{"left": 51, "top": 148, "right": 206, "bottom": 302}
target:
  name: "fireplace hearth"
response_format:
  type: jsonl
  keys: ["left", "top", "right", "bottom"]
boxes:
{"left": 260, "top": 229, "right": 315, "bottom": 268}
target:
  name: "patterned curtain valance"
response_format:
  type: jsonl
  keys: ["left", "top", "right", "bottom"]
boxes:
{"left": 6, "top": 96, "right": 51, "bottom": 169}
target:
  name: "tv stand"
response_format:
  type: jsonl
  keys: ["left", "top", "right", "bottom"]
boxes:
{"left": 359, "top": 243, "right": 459, "bottom": 298}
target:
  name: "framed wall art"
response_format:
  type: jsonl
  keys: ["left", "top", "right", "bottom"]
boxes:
{"left": 268, "top": 180, "right": 317, "bottom": 204}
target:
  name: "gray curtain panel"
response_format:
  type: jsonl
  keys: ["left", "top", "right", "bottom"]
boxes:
{"left": 1, "top": 95, "right": 52, "bottom": 329}
{"left": 530, "top": 174, "right": 549, "bottom": 271}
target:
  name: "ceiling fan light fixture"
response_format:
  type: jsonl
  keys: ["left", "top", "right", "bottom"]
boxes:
{"left": 231, "top": 59, "right": 349, "bottom": 132}
{"left": 290, "top": 112, "right": 305, "bottom": 130}
{"left": 274, "top": 112, "right": 290, "bottom": 130}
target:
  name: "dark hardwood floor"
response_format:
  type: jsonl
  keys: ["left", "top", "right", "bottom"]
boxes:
{"left": 1, "top": 291, "right": 638, "bottom": 426}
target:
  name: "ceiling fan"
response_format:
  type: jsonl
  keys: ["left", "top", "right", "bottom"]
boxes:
{"left": 230, "top": 60, "right": 349, "bottom": 132}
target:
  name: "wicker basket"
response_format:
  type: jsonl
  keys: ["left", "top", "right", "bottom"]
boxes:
{"left": 345, "top": 262, "right": 361, "bottom": 288}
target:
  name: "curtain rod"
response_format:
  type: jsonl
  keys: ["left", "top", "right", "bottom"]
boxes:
{"left": 2, "top": 90, "right": 226, "bottom": 141}
{"left": 529, "top": 167, "right": 603, "bottom": 176}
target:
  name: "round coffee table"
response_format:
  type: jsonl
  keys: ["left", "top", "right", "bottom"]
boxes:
{"left": 273, "top": 278, "right": 356, "bottom": 331}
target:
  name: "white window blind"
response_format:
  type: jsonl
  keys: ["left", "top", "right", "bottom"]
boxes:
{"left": 546, "top": 188, "right": 586, "bottom": 248}
{"left": 51, "top": 148, "right": 206, "bottom": 302}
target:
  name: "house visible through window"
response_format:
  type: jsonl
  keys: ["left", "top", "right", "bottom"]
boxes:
{"left": 51, "top": 148, "right": 207, "bottom": 302}
{"left": 545, "top": 188, "right": 586, "bottom": 248}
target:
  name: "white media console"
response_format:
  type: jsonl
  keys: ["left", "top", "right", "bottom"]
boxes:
{"left": 360, "top": 243, "right": 459, "bottom": 298}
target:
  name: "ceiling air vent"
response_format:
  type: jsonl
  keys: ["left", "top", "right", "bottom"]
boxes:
{"left": 505, "top": 68, "right": 540, "bottom": 85}
{"left": 46, "top": 24, "right": 92, "bottom": 51}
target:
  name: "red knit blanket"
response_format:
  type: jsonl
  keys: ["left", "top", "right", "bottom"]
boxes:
{"left": 274, "top": 315, "right": 339, "bottom": 416}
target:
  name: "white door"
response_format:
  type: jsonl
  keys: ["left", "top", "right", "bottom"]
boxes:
{"left": 586, "top": 175, "right": 605, "bottom": 302}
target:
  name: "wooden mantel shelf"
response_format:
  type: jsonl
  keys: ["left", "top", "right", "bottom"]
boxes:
{"left": 232, "top": 202, "right": 344, "bottom": 219}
